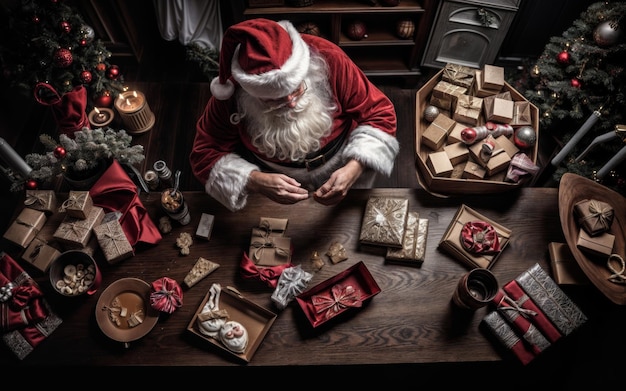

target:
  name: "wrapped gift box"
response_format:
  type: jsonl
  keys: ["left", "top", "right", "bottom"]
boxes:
{"left": 438, "top": 204, "right": 511, "bottom": 269}
{"left": 386, "top": 212, "right": 428, "bottom": 266}
{"left": 573, "top": 198, "right": 614, "bottom": 236}
{"left": 482, "top": 64, "right": 505, "bottom": 91}
{"left": 258, "top": 216, "right": 288, "bottom": 236}
{"left": 483, "top": 97, "right": 514, "bottom": 123}
{"left": 53, "top": 206, "right": 104, "bottom": 249}
{"left": 24, "top": 190, "right": 57, "bottom": 215}
{"left": 3, "top": 208, "right": 47, "bottom": 249}
{"left": 296, "top": 261, "right": 381, "bottom": 328}
{"left": 482, "top": 310, "right": 537, "bottom": 365}
{"left": 21, "top": 237, "right": 61, "bottom": 273}
{"left": 468, "top": 136, "right": 512, "bottom": 176}
{"left": 441, "top": 63, "right": 476, "bottom": 89}
{"left": 462, "top": 160, "right": 487, "bottom": 180}
{"left": 427, "top": 151, "right": 454, "bottom": 177}
{"left": 248, "top": 231, "right": 292, "bottom": 267}
{"left": 432, "top": 80, "right": 467, "bottom": 102}
{"left": 60, "top": 190, "right": 93, "bottom": 219}
{"left": 473, "top": 70, "right": 502, "bottom": 97}
{"left": 576, "top": 228, "right": 615, "bottom": 258}
{"left": 548, "top": 242, "right": 589, "bottom": 285}
{"left": 422, "top": 113, "right": 456, "bottom": 150}
{"left": 510, "top": 101, "right": 533, "bottom": 126}
{"left": 359, "top": 196, "right": 409, "bottom": 248}
{"left": 195, "top": 213, "right": 215, "bottom": 241}
{"left": 453, "top": 94, "right": 483, "bottom": 126}
{"left": 444, "top": 142, "right": 470, "bottom": 166}
{"left": 447, "top": 123, "right": 466, "bottom": 144}
{"left": 496, "top": 134, "right": 520, "bottom": 158}
{"left": 94, "top": 219, "right": 134, "bottom": 264}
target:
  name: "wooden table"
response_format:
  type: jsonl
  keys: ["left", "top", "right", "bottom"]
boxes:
{"left": 1, "top": 188, "right": 625, "bottom": 378}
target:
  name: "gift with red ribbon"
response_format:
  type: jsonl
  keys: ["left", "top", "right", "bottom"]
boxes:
{"left": 150, "top": 277, "right": 183, "bottom": 314}
{"left": 460, "top": 220, "right": 501, "bottom": 254}
{"left": 240, "top": 251, "right": 293, "bottom": 289}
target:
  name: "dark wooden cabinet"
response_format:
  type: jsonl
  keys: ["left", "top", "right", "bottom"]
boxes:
{"left": 234, "top": 0, "right": 436, "bottom": 78}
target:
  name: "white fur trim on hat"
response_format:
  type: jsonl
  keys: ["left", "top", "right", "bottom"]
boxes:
{"left": 232, "top": 20, "right": 310, "bottom": 99}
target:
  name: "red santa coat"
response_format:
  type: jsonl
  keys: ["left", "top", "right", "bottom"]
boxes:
{"left": 190, "top": 34, "right": 399, "bottom": 211}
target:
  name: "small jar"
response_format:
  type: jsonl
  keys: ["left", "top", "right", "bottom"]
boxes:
{"left": 153, "top": 160, "right": 172, "bottom": 188}
{"left": 161, "top": 188, "right": 190, "bottom": 225}
{"left": 143, "top": 170, "right": 160, "bottom": 191}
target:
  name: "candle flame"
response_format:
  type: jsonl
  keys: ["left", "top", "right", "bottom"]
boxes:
{"left": 125, "top": 98, "right": 131, "bottom": 107}
{"left": 132, "top": 91, "right": 138, "bottom": 98}
{"left": 94, "top": 107, "right": 101, "bottom": 114}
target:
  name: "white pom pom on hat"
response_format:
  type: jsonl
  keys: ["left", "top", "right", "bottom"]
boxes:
{"left": 210, "top": 18, "right": 310, "bottom": 101}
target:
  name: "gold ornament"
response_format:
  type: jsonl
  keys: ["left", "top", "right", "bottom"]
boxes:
{"left": 396, "top": 19, "right": 415, "bottom": 39}
{"left": 296, "top": 21, "right": 321, "bottom": 37}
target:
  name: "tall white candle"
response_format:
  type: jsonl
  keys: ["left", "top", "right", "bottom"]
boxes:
{"left": 0, "top": 137, "right": 32, "bottom": 178}
{"left": 551, "top": 109, "right": 602, "bottom": 166}
{"left": 597, "top": 145, "right": 626, "bottom": 179}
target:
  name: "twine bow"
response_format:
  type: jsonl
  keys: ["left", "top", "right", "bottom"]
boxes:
{"left": 102, "top": 230, "right": 128, "bottom": 254}
{"left": 607, "top": 254, "right": 626, "bottom": 285}
{"left": 59, "top": 192, "right": 87, "bottom": 212}
{"left": 59, "top": 221, "right": 88, "bottom": 240}
{"left": 582, "top": 200, "right": 614, "bottom": 232}
{"left": 251, "top": 222, "right": 289, "bottom": 262}
{"left": 24, "top": 193, "right": 48, "bottom": 207}
{"left": 497, "top": 293, "right": 537, "bottom": 318}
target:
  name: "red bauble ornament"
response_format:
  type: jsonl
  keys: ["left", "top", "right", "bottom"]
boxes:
{"left": 60, "top": 20, "right": 71, "bottom": 33}
{"left": 32, "top": 15, "right": 40, "bottom": 24}
{"left": 53, "top": 146, "right": 66, "bottom": 159}
{"left": 94, "top": 91, "right": 113, "bottom": 107}
{"left": 79, "top": 39, "right": 88, "bottom": 47}
{"left": 106, "top": 65, "right": 120, "bottom": 80}
{"left": 25, "top": 180, "right": 38, "bottom": 190}
{"left": 346, "top": 21, "right": 368, "bottom": 41}
{"left": 556, "top": 50, "right": 569, "bottom": 64}
{"left": 53, "top": 48, "right": 73, "bottom": 68}
{"left": 80, "top": 70, "right": 92, "bottom": 84}
{"left": 96, "top": 63, "right": 106, "bottom": 72}
{"left": 570, "top": 78, "right": 581, "bottom": 88}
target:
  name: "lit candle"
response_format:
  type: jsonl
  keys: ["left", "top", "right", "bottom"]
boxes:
{"left": 115, "top": 90, "right": 144, "bottom": 112}
{"left": 0, "top": 137, "right": 33, "bottom": 178}
{"left": 88, "top": 107, "right": 114, "bottom": 127}
{"left": 551, "top": 108, "right": 602, "bottom": 166}
{"left": 113, "top": 89, "right": 155, "bottom": 134}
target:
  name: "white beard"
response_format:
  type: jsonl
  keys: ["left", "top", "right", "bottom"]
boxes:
{"left": 237, "top": 74, "right": 337, "bottom": 162}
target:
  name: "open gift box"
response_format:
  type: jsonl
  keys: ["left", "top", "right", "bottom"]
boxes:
{"left": 187, "top": 285, "right": 277, "bottom": 363}
{"left": 296, "top": 261, "right": 381, "bottom": 328}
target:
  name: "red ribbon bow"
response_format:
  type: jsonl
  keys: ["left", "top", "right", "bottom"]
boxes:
{"left": 460, "top": 220, "right": 501, "bottom": 254}
{"left": 240, "top": 252, "right": 293, "bottom": 288}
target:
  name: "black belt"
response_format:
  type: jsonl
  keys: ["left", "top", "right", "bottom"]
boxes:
{"left": 261, "top": 130, "right": 348, "bottom": 171}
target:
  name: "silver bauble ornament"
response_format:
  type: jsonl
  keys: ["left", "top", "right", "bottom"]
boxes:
{"left": 593, "top": 20, "right": 622, "bottom": 47}
{"left": 513, "top": 126, "right": 537, "bottom": 149}
{"left": 423, "top": 105, "right": 440, "bottom": 122}
{"left": 80, "top": 24, "right": 95, "bottom": 43}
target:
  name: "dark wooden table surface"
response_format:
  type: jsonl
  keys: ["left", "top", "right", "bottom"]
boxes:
{"left": 2, "top": 187, "right": 624, "bottom": 372}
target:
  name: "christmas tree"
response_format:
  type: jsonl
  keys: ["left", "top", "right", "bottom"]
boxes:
{"left": 513, "top": 1, "right": 626, "bottom": 194}
{"left": 0, "top": 0, "right": 124, "bottom": 107}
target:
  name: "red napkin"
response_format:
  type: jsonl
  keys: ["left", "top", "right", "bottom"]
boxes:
{"left": 90, "top": 160, "right": 162, "bottom": 249}
{"left": 33, "top": 83, "right": 90, "bottom": 137}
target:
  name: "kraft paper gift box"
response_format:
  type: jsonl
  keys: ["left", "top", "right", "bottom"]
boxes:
{"left": 422, "top": 113, "right": 456, "bottom": 150}
{"left": 438, "top": 204, "right": 511, "bottom": 269}
{"left": 548, "top": 242, "right": 589, "bottom": 285}
{"left": 429, "top": 94, "right": 453, "bottom": 111}
{"left": 482, "top": 64, "right": 505, "bottom": 91}
{"left": 573, "top": 199, "right": 614, "bottom": 236}
{"left": 510, "top": 101, "right": 533, "bottom": 126}
{"left": 462, "top": 160, "right": 487, "bottom": 180}
{"left": 468, "top": 136, "right": 511, "bottom": 176}
{"left": 431, "top": 80, "right": 467, "bottom": 102}
{"left": 447, "top": 123, "right": 466, "bottom": 144}
{"left": 21, "top": 237, "right": 61, "bottom": 273}
{"left": 258, "top": 217, "right": 289, "bottom": 236}
{"left": 444, "top": 142, "right": 470, "bottom": 166}
{"left": 473, "top": 70, "right": 502, "bottom": 98}
{"left": 3, "top": 208, "right": 47, "bottom": 249}
{"left": 514, "top": 263, "right": 587, "bottom": 336}
{"left": 496, "top": 134, "right": 520, "bottom": 158}
{"left": 441, "top": 63, "right": 476, "bottom": 89}
{"left": 93, "top": 219, "right": 134, "bottom": 264}
{"left": 453, "top": 94, "right": 483, "bottom": 126}
{"left": 248, "top": 228, "right": 292, "bottom": 267}
{"left": 53, "top": 205, "right": 104, "bottom": 248}
{"left": 359, "top": 196, "right": 409, "bottom": 248}
{"left": 576, "top": 228, "right": 615, "bottom": 258}
{"left": 60, "top": 190, "right": 93, "bottom": 219}
{"left": 385, "top": 212, "right": 429, "bottom": 266}
{"left": 483, "top": 97, "right": 514, "bottom": 123}
{"left": 24, "top": 190, "right": 57, "bottom": 215}
{"left": 427, "top": 151, "right": 453, "bottom": 177}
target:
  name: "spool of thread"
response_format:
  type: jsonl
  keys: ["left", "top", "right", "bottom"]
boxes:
{"left": 153, "top": 160, "right": 172, "bottom": 188}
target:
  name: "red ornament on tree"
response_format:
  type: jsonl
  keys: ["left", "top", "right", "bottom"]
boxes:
{"left": 570, "top": 78, "right": 581, "bottom": 88}
{"left": 79, "top": 39, "right": 88, "bottom": 47}
{"left": 80, "top": 70, "right": 92, "bottom": 84}
{"left": 25, "top": 180, "right": 38, "bottom": 190}
{"left": 556, "top": 50, "right": 570, "bottom": 64}
{"left": 59, "top": 20, "right": 71, "bottom": 33}
{"left": 94, "top": 91, "right": 113, "bottom": 107}
{"left": 96, "top": 63, "right": 106, "bottom": 72}
{"left": 53, "top": 48, "right": 73, "bottom": 68}
{"left": 53, "top": 146, "right": 66, "bottom": 159}
{"left": 32, "top": 15, "right": 40, "bottom": 24}
{"left": 106, "top": 65, "right": 120, "bottom": 80}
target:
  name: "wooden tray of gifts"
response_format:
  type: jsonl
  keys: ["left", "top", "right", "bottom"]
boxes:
{"left": 415, "top": 69, "right": 540, "bottom": 197}
{"left": 559, "top": 173, "right": 626, "bottom": 305}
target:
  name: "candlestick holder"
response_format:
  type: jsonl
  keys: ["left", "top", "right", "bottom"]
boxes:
{"left": 114, "top": 91, "right": 155, "bottom": 134}
{"left": 88, "top": 107, "right": 114, "bottom": 128}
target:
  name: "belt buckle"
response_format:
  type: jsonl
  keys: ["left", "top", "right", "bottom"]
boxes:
{"left": 304, "top": 154, "right": 326, "bottom": 171}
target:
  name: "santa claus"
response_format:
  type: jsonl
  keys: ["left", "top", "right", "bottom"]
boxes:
{"left": 190, "top": 18, "right": 398, "bottom": 211}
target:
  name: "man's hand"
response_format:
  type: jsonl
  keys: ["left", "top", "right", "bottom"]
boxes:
{"left": 313, "top": 160, "right": 364, "bottom": 205}
{"left": 247, "top": 171, "right": 310, "bottom": 204}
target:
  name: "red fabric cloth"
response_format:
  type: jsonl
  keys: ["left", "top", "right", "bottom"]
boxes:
{"left": 503, "top": 280, "right": 562, "bottom": 344}
{"left": 33, "top": 83, "right": 90, "bottom": 137}
{"left": 460, "top": 221, "right": 500, "bottom": 254}
{"left": 240, "top": 251, "right": 293, "bottom": 289}
{"left": 90, "top": 160, "right": 162, "bottom": 249}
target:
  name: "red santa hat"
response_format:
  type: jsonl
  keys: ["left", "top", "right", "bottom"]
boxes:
{"left": 210, "top": 19, "right": 310, "bottom": 101}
